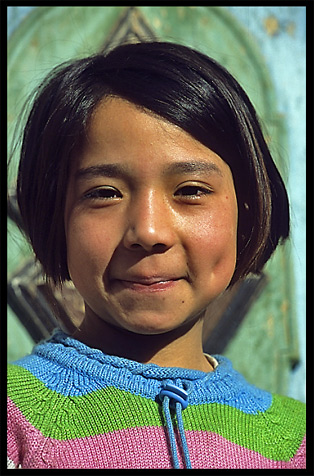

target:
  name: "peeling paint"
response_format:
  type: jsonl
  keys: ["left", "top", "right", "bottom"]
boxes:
{"left": 281, "top": 300, "right": 289, "bottom": 314}
{"left": 266, "top": 314, "right": 274, "bottom": 338}
{"left": 153, "top": 17, "right": 161, "bottom": 29}
{"left": 264, "top": 16, "right": 280, "bottom": 36}
{"left": 286, "top": 21, "right": 296, "bottom": 37}
{"left": 264, "top": 16, "right": 296, "bottom": 38}
{"left": 178, "top": 7, "right": 185, "bottom": 19}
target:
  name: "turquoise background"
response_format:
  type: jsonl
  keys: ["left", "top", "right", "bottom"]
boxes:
{"left": 7, "top": 6, "right": 306, "bottom": 403}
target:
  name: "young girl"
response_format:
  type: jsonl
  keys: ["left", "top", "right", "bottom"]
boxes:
{"left": 7, "top": 41, "right": 305, "bottom": 469}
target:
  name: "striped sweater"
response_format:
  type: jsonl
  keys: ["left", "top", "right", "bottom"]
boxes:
{"left": 7, "top": 330, "right": 306, "bottom": 469}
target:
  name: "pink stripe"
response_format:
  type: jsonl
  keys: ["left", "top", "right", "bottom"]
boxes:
{"left": 8, "top": 398, "right": 306, "bottom": 469}
{"left": 185, "top": 431, "right": 306, "bottom": 469}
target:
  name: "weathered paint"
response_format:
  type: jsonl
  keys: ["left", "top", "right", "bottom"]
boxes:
{"left": 7, "top": 6, "right": 305, "bottom": 402}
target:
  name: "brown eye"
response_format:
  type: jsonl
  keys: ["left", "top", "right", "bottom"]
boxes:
{"left": 175, "top": 185, "right": 212, "bottom": 198}
{"left": 84, "top": 187, "right": 122, "bottom": 200}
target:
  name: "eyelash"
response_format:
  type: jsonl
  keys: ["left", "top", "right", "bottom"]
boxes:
{"left": 83, "top": 184, "right": 212, "bottom": 203}
{"left": 174, "top": 185, "right": 213, "bottom": 200}
{"left": 83, "top": 187, "right": 122, "bottom": 201}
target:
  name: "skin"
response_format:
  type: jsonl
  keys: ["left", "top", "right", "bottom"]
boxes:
{"left": 65, "top": 97, "right": 238, "bottom": 371}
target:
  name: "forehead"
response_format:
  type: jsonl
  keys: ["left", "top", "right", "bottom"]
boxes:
{"left": 86, "top": 96, "right": 190, "bottom": 146}
{"left": 75, "top": 96, "right": 232, "bottom": 180}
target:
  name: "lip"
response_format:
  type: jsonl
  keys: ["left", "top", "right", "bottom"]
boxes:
{"left": 113, "top": 276, "right": 183, "bottom": 293}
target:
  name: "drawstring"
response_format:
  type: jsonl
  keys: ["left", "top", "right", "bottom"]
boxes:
{"left": 175, "top": 401, "right": 191, "bottom": 468}
{"left": 162, "top": 396, "right": 180, "bottom": 468}
{"left": 159, "top": 383, "right": 192, "bottom": 469}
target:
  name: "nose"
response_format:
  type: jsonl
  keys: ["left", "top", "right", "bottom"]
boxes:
{"left": 123, "top": 190, "right": 176, "bottom": 252}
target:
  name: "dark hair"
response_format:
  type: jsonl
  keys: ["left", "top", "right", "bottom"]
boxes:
{"left": 16, "top": 41, "right": 289, "bottom": 285}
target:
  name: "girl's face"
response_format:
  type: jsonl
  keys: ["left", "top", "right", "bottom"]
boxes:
{"left": 65, "top": 97, "right": 238, "bottom": 336}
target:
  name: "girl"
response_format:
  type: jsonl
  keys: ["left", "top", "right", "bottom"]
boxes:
{"left": 7, "top": 41, "right": 305, "bottom": 469}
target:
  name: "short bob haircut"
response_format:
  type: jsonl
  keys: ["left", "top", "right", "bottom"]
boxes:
{"left": 16, "top": 41, "right": 289, "bottom": 286}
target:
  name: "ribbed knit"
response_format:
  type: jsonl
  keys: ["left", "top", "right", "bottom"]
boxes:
{"left": 7, "top": 330, "right": 306, "bottom": 469}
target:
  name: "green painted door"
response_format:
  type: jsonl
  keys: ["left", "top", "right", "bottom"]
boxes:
{"left": 8, "top": 6, "right": 298, "bottom": 394}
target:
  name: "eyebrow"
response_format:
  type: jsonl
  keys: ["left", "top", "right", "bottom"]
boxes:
{"left": 75, "top": 164, "right": 128, "bottom": 180}
{"left": 165, "top": 161, "right": 223, "bottom": 177}
{"left": 75, "top": 160, "right": 224, "bottom": 180}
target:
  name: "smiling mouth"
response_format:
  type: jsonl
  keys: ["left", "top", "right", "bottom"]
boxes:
{"left": 114, "top": 277, "right": 182, "bottom": 293}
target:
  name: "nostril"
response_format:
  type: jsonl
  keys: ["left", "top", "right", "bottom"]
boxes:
{"left": 129, "top": 242, "right": 168, "bottom": 253}
{"left": 130, "top": 243, "right": 141, "bottom": 249}
{"left": 152, "top": 243, "right": 168, "bottom": 250}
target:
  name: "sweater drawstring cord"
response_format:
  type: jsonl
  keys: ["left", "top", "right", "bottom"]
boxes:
{"left": 159, "top": 383, "right": 192, "bottom": 469}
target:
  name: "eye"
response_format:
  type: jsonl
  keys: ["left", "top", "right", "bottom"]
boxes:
{"left": 174, "top": 185, "right": 212, "bottom": 200}
{"left": 83, "top": 186, "right": 123, "bottom": 201}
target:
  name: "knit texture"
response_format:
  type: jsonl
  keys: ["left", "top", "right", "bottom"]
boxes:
{"left": 7, "top": 330, "right": 306, "bottom": 469}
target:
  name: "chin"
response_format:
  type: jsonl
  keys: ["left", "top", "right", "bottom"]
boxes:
{"left": 118, "top": 312, "right": 201, "bottom": 337}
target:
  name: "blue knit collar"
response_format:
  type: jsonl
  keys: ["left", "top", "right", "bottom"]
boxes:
{"left": 31, "top": 329, "right": 271, "bottom": 413}
{"left": 39, "top": 329, "right": 221, "bottom": 381}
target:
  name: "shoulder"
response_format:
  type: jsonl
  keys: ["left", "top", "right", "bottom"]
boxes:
{"left": 7, "top": 334, "right": 76, "bottom": 412}
{"left": 7, "top": 340, "right": 68, "bottom": 393}
{"left": 270, "top": 392, "right": 305, "bottom": 415}
{"left": 208, "top": 357, "right": 306, "bottom": 466}
{"left": 8, "top": 355, "right": 44, "bottom": 398}
{"left": 250, "top": 392, "right": 306, "bottom": 466}
{"left": 7, "top": 350, "right": 60, "bottom": 427}
{"left": 7, "top": 330, "right": 86, "bottom": 396}
{"left": 265, "top": 392, "right": 306, "bottom": 437}
{"left": 7, "top": 342, "right": 85, "bottom": 469}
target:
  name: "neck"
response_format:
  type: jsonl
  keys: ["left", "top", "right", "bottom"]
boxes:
{"left": 72, "top": 310, "right": 213, "bottom": 373}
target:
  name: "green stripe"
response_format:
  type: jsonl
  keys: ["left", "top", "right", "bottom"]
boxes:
{"left": 183, "top": 394, "right": 305, "bottom": 461}
{"left": 8, "top": 364, "right": 305, "bottom": 461}
{"left": 8, "top": 364, "right": 163, "bottom": 439}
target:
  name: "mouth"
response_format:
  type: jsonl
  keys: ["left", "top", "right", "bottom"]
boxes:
{"left": 112, "top": 276, "right": 183, "bottom": 293}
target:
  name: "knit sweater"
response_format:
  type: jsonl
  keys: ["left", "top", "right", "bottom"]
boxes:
{"left": 7, "top": 330, "right": 306, "bottom": 469}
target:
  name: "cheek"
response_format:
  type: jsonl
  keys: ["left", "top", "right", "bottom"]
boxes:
{"left": 188, "top": 204, "right": 238, "bottom": 280}
{"left": 66, "top": 215, "right": 116, "bottom": 280}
